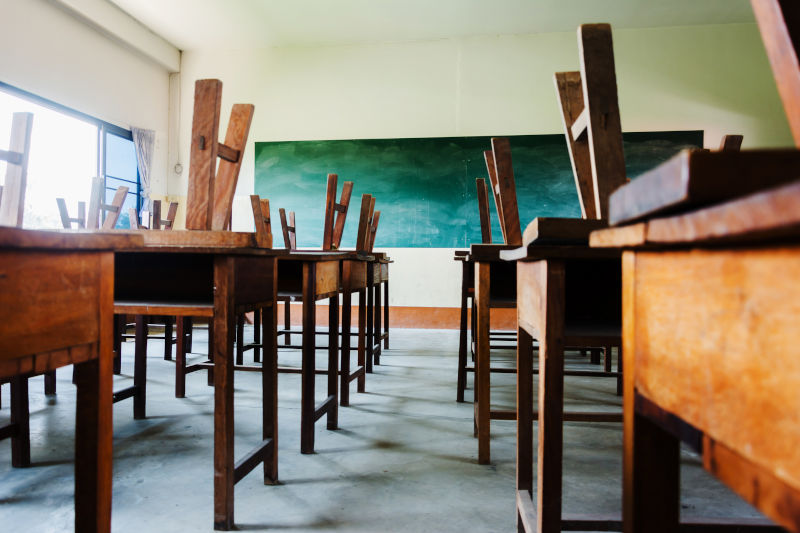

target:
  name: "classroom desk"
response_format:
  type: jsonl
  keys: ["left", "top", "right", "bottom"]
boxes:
{"left": 469, "top": 243, "right": 518, "bottom": 464}
{"left": 276, "top": 251, "right": 368, "bottom": 454}
{"left": 591, "top": 182, "right": 800, "bottom": 533}
{"left": 454, "top": 250, "right": 473, "bottom": 402}
{"left": 111, "top": 231, "right": 284, "bottom": 531}
{"left": 498, "top": 243, "right": 622, "bottom": 533}
{"left": 0, "top": 227, "right": 143, "bottom": 533}
{"left": 367, "top": 252, "right": 391, "bottom": 367}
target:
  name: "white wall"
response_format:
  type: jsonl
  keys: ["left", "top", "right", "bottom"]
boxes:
{"left": 0, "top": 0, "right": 172, "bottom": 195}
{"left": 175, "top": 23, "right": 793, "bottom": 307}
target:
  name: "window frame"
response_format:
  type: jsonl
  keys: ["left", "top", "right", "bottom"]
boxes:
{"left": 0, "top": 80, "right": 144, "bottom": 223}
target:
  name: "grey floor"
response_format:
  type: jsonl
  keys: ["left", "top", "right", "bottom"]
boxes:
{"left": 0, "top": 328, "right": 766, "bottom": 532}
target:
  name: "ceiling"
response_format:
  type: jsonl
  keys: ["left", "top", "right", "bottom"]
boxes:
{"left": 109, "top": 0, "right": 756, "bottom": 51}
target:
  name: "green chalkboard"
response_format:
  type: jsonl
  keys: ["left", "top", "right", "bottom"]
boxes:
{"left": 254, "top": 131, "right": 702, "bottom": 248}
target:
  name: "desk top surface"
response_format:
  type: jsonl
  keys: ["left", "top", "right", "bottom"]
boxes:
{"left": 0, "top": 227, "right": 143, "bottom": 251}
{"left": 592, "top": 179, "right": 800, "bottom": 250}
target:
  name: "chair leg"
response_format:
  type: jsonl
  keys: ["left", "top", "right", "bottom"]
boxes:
{"left": 133, "top": 315, "right": 147, "bottom": 419}
{"left": 383, "top": 279, "right": 389, "bottom": 349}
{"left": 236, "top": 315, "right": 244, "bottom": 366}
{"left": 284, "top": 300, "right": 291, "bottom": 346}
{"left": 164, "top": 316, "right": 174, "bottom": 360}
{"left": 113, "top": 314, "right": 124, "bottom": 375}
{"left": 10, "top": 376, "right": 31, "bottom": 467}
{"left": 207, "top": 321, "right": 214, "bottom": 386}
{"left": 253, "top": 308, "right": 261, "bottom": 363}
{"left": 176, "top": 316, "right": 187, "bottom": 398}
{"left": 44, "top": 370, "right": 56, "bottom": 395}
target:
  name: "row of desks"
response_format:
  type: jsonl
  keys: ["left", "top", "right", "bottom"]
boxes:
{"left": 0, "top": 228, "right": 390, "bottom": 532}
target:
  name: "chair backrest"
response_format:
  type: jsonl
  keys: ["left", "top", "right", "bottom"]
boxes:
{"left": 476, "top": 178, "right": 492, "bottom": 244}
{"left": 87, "top": 176, "right": 128, "bottom": 230}
{"left": 751, "top": 0, "right": 800, "bottom": 148}
{"left": 185, "top": 79, "right": 255, "bottom": 231}
{"left": 322, "top": 173, "right": 354, "bottom": 250}
{"left": 719, "top": 134, "right": 744, "bottom": 152}
{"left": 128, "top": 200, "right": 178, "bottom": 230}
{"left": 0, "top": 112, "right": 33, "bottom": 228}
{"left": 57, "top": 198, "right": 87, "bottom": 229}
{"left": 279, "top": 208, "right": 296, "bottom": 250}
{"left": 484, "top": 138, "right": 522, "bottom": 246}
{"left": 368, "top": 210, "right": 380, "bottom": 252}
{"left": 249, "top": 195, "right": 272, "bottom": 248}
{"left": 555, "top": 24, "right": 626, "bottom": 220}
{"left": 355, "top": 193, "right": 376, "bottom": 252}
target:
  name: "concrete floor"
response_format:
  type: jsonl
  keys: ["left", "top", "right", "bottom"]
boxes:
{"left": 0, "top": 328, "right": 766, "bottom": 532}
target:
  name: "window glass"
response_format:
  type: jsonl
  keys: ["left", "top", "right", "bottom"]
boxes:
{"left": 105, "top": 132, "right": 138, "bottom": 182}
{"left": 0, "top": 91, "right": 96, "bottom": 229}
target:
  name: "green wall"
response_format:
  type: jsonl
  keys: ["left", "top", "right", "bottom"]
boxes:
{"left": 254, "top": 131, "right": 702, "bottom": 248}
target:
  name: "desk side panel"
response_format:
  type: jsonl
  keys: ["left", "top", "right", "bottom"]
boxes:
{"left": 633, "top": 247, "right": 800, "bottom": 493}
{"left": 0, "top": 250, "right": 100, "bottom": 358}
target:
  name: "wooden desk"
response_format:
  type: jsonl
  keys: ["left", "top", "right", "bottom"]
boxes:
{"left": 470, "top": 243, "right": 518, "bottom": 464}
{"left": 454, "top": 250, "right": 473, "bottom": 402}
{"left": 276, "top": 251, "right": 356, "bottom": 454}
{"left": 367, "top": 252, "right": 391, "bottom": 367}
{"left": 0, "top": 227, "right": 142, "bottom": 533}
{"left": 499, "top": 243, "right": 622, "bottom": 533}
{"left": 111, "top": 231, "right": 283, "bottom": 531}
{"left": 592, "top": 181, "right": 800, "bottom": 533}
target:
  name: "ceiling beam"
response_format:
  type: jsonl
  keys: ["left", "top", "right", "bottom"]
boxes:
{"left": 47, "top": 0, "right": 180, "bottom": 72}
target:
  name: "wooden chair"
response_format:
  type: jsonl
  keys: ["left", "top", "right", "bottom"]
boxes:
{"left": 583, "top": 7, "right": 800, "bottom": 529}
{"left": 116, "top": 200, "right": 185, "bottom": 376}
{"left": 277, "top": 173, "right": 351, "bottom": 346}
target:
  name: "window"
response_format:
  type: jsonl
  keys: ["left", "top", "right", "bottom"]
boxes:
{"left": 102, "top": 125, "right": 140, "bottom": 229}
{"left": 0, "top": 82, "right": 142, "bottom": 229}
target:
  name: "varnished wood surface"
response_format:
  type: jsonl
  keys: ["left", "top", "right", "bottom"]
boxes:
{"left": 212, "top": 103, "right": 254, "bottom": 231}
{"left": 630, "top": 247, "right": 800, "bottom": 495}
{"left": 0, "top": 112, "right": 33, "bottom": 228}
{"left": 751, "top": 0, "right": 800, "bottom": 148}
{"left": 491, "top": 138, "right": 523, "bottom": 245}
{"left": 608, "top": 149, "right": 800, "bottom": 226}
{"left": 522, "top": 217, "right": 607, "bottom": 246}
{"left": 0, "top": 227, "right": 143, "bottom": 250}
{"left": 555, "top": 71, "right": 597, "bottom": 219}
{"left": 186, "top": 79, "right": 222, "bottom": 230}
{"left": 578, "top": 23, "right": 627, "bottom": 219}
{"left": 499, "top": 243, "right": 620, "bottom": 262}
{"left": 476, "top": 178, "right": 492, "bottom": 243}
{"left": 592, "top": 179, "right": 800, "bottom": 248}
{"left": 470, "top": 243, "right": 520, "bottom": 262}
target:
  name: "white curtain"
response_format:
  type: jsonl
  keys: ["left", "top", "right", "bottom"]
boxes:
{"left": 131, "top": 127, "right": 155, "bottom": 211}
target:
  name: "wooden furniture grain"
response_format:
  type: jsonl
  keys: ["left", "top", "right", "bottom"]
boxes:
{"left": 0, "top": 227, "right": 143, "bottom": 533}
{"left": 592, "top": 177, "right": 799, "bottom": 533}
{"left": 502, "top": 24, "right": 627, "bottom": 530}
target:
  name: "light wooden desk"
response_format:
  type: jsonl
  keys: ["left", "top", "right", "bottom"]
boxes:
{"left": 499, "top": 241, "right": 622, "bottom": 533}
{"left": 111, "top": 230, "right": 283, "bottom": 531}
{"left": 592, "top": 180, "right": 800, "bottom": 533}
{"left": 469, "top": 243, "right": 518, "bottom": 464}
{"left": 0, "top": 228, "right": 142, "bottom": 533}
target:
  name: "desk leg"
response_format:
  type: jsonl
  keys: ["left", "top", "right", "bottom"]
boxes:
{"left": 383, "top": 278, "right": 389, "bottom": 349}
{"left": 74, "top": 357, "right": 112, "bottom": 533}
{"left": 475, "top": 261, "right": 491, "bottom": 465}
{"left": 164, "top": 316, "right": 173, "bottom": 360}
{"left": 341, "top": 278, "right": 352, "bottom": 407}
{"left": 284, "top": 300, "right": 291, "bottom": 346}
{"left": 133, "top": 315, "right": 147, "bottom": 419}
{"left": 374, "top": 277, "right": 382, "bottom": 365}
{"left": 516, "top": 326, "right": 534, "bottom": 532}
{"left": 357, "top": 289, "right": 366, "bottom": 393}
{"left": 457, "top": 260, "right": 469, "bottom": 402}
{"left": 301, "top": 262, "right": 317, "bottom": 454}
{"left": 213, "top": 257, "right": 236, "bottom": 530}
{"left": 536, "top": 260, "right": 565, "bottom": 533}
{"left": 366, "top": 269, "right": 374, "bottom": 373}
{"left": 262, "top": 283, "right": 278, "bottom": 484}
{"left": 328, "top": 295, "right": 339, "bottom": 430}
{"left": 622, "top": 251, "right": 679, "bottom": 533}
